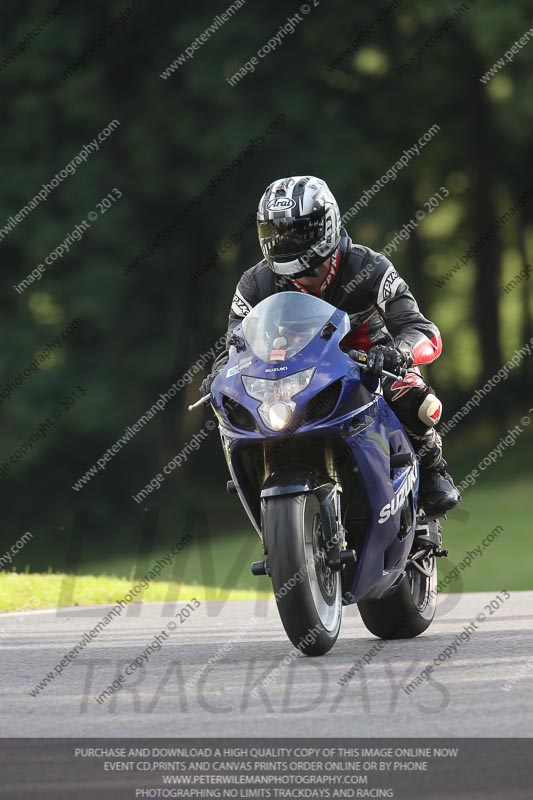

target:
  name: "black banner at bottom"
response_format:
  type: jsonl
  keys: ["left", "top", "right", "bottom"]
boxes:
{"left": 0, "top": 738, "right": 530, "bottom": 799}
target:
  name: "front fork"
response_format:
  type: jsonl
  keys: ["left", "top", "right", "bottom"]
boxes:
{"left": 322, "top": 443, "right": 355, "bottom": 571}
{"left": 251, "top": 480, "right": 356, "bottom": 577}
{"left": 318, "top": 483, "right": 355, "bottom": 572}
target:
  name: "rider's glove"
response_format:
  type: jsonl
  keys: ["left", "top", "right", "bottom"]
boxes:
{"left": 366, "top": 345, "right": 408, "bottom": 377}
{"left": 200, "top": 373, "right": 214, "bottom": 396}
{"left": 200, "top": 351, "right": 230, "bottom": 395}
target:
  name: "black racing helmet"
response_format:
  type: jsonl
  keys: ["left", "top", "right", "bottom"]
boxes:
{"left": 257, "top": 175, "right": 342, "bottom": 279}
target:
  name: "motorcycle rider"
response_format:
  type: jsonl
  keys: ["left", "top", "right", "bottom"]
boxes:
{"left": 202, "top": 175, "right": 460, "bottom": 516}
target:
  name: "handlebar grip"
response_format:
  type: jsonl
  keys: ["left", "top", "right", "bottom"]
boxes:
{"left": 347, "top": 349, "right": 367, "bottom": 364}
{"left": 348, "top": 349, "right": 407, "bottom": 380}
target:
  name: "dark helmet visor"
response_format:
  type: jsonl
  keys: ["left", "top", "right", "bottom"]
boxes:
{"left": 258, "top": 212, "right": 326, "bottom": 264}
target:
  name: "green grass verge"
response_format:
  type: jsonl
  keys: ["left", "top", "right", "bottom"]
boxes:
{"left": 438, "top": 476, "right": 531, "bottom": 592}
{"left": 3, "top": 435, "right": 531, "bottom": 612}
{"left": 0, "top": 573, "right": 270, "bottom": 613}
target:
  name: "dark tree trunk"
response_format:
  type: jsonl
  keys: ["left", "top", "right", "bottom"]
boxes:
{"left": 465, "top": 47, "right": 504, "bottom": 376}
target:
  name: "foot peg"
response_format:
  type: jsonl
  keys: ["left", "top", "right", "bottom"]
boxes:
{"left": 251, "top": 559, "right": 269, "bottom": 576}
{"left": 415, "top": 518, "right": 442, "bottom": 549}
{"left": 390, "top": 452, "right": 414, "bottom": 468}
{"left": 339, "top": 549, "right": 357, "bottom": 567}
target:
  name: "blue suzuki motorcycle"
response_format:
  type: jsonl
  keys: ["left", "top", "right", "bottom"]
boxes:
{"left": 191, "top": 292, "right": 447, "bottom": 656}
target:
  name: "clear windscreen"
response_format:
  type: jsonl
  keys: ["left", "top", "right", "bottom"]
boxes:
{"left": 241, "top": 292, "right": 336, "bottom": 362}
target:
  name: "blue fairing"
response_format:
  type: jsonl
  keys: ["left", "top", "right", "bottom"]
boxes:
{"left": 211, "top": 293, "right": 419, "bottom": 605}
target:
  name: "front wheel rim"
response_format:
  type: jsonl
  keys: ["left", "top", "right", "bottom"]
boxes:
{"left": 303, "top": 496, "right": 341, "bottom": 633}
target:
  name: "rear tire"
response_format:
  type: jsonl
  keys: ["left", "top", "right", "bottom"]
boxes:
{"left": 263, "top": 491, "right": 342, "bottom": 656}
{"left": 358, "top": 550, "right": 437, "bottom": 639}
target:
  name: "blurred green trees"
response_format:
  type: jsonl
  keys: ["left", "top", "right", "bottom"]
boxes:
{"left": 0, "top": 0, "right": 531, "bottom": 567}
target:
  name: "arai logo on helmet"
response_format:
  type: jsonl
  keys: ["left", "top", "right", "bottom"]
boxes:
{"left": 378, "top": 460, "right": 418, "bottom": 524}
{"left": 266, "top": 197, "right": 296, "bottom": 212}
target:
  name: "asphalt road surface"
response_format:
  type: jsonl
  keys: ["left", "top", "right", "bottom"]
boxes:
{"left": 1, "top": 591, "right": 532, "bottom": 737}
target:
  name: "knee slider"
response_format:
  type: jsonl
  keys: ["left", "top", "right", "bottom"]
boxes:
{"left": 418, "top": 393, "right": 442, "bottom": 427}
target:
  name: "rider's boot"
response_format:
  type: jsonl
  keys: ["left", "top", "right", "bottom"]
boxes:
{"left": 410, "top": 429, "right": 461, "bottom": 516}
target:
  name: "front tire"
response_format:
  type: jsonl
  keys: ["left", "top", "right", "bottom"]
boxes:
{"left": 263, "top": 491, "right": 342, "bottom": 656}
{"left": 358, "top": 549, "right": 437, "bottom": 639}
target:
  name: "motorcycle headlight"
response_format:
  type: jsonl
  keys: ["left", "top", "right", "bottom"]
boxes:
{"left": 242, "top": 367, "right": 315, "bottom": 404}
{"left": 265, "top": 401, "right": 294, "bottom": 431}
{"left": 242, "top": 367, "right": 315, "bottom": 431}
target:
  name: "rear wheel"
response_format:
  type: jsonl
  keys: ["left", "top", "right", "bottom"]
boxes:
{"left": 263, "top": 491, "right": 342, "bottom": 656}
{"left": 358, "top": 546, "right": 437, "bottom": 639}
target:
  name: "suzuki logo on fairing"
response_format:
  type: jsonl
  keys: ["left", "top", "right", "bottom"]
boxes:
{"left": 267, "top": 197, "right": 296, "bottom": 211}
{"left": 378, "top": 460, "right": 418, "bottom": 524}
